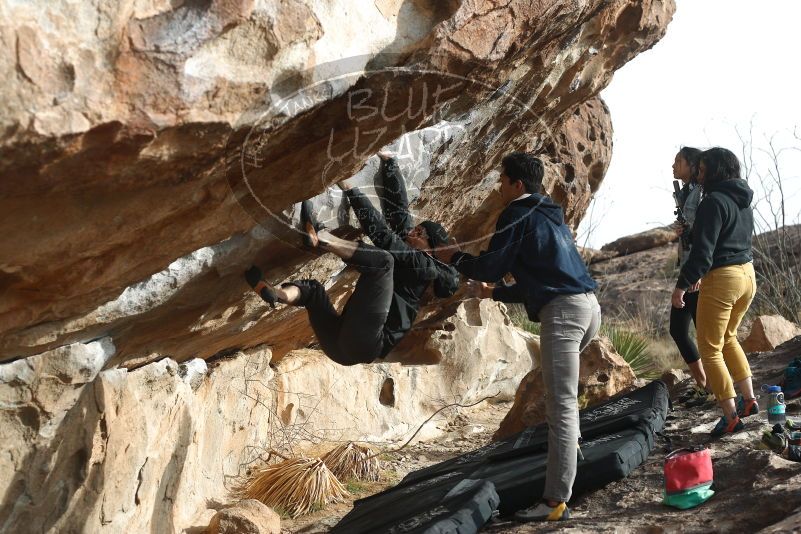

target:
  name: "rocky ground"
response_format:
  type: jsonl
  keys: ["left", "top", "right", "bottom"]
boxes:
{"left": 282, "top": 338, "right": 801, "bottom": 534}
{"left": 590, "top": 241, "right": 677, "bottom": 320}
{"left": 257, "top": 226, "right": 801, "bottom": 534}
{"left": 587, "top": 225, "right": 801, "bottom": 334}
{"left": 282, "top": 401, "right": 515, "bottom": 534}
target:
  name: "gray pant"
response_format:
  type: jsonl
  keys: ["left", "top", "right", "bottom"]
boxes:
{"left": 539, "top": 292, "right": 601, "bottom": 503}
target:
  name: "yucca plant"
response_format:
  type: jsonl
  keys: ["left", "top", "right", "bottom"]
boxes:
{"left": 602, "top": 325, "right": 659, "bottom": 380}
{"left": 240, "top": 457, "right": 348, "bottom": 518}
{"left": 321, "top": 442, "right": 381, "bottom": 482}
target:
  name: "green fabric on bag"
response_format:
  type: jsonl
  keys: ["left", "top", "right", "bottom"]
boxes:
{"left": 662, "top": 483, "right": 715, "bottom": 509}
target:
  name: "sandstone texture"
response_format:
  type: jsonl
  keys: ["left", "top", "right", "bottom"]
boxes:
{"left": 659, "top": 367, "right": 690, "bottom": 392}
{"left": 0, "top": 1, "right": 677, "bottom": 532}
{"left": 494, "top": 336, "right": 637, "bottom": 440}
{"left": 0, "top": 0, "right": 674, "bottom": 364}
{"left": 600, "top": 225, "right": 678, "bottom": 257}
{"left": 207, "top": 500, "right": 281, "bottom": 534}
{"left": 590, "top": 240, "right": 677, "bottom": 327}
{"left": 743, "top": 315, "right": 801, "bottom": 354}
{"left": 0, "top": 300, "right": 535, "bottom": 532}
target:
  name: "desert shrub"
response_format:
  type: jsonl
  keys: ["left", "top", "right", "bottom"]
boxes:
{"left": 508, "top": 304, "right": 541, "bottom": 335}
{"left": 751, "top": 228, "right": 801, "bottom": 323}
{"left": 604, "top": 297, "right": 668, "bottom": 343}
{"left": 647, "top": 336, "right": 685, "bottom": 373}
{"left": 601, "top": 325, "right": 659, "bottom": 380}
{"left": 239, "top": 457, "right": 347, "bottom": 518}
{"left": 662, "top": 250, "right": 681, "bottom": 279}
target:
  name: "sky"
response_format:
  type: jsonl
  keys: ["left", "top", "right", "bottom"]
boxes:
{"left": 577, "top": 0, "right": 801, "bottom": 249}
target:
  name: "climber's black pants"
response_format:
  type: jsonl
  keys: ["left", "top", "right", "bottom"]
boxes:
{"left": 288, "top": 243, "right": 393, "bottom": 365}
{"left": 670, "top": 289, "right": 700, "bottom": 364}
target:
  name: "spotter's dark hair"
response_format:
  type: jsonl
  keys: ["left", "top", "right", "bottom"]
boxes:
{"left": 501, "top": 152, "right": 544, "bottom": 194}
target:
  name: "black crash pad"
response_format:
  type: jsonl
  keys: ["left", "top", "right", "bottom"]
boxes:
{"left": 398, "top": 380, "right": 668, "bottom": 488}
{"left": 330, "top": 478, "right": 500, "bottom": 534}
{"left": 333, "top": 381, "right": 669, "bottom": 530}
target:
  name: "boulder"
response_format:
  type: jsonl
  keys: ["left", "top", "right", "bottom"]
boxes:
{"left": 272, "top": 300, "right": 537, "bottom": 443}
{"left": 494, "top": 337, "right": 637, "bottom": 440}
{"left": 660, "top": 368, "right": 690, "bottom": 393}
{"left": 0, "top": 301, "right": 535, "bottom": 532}
{"left": 600, "top": 226, "right": 678, "bottom": 257}
{"left": 742, "top": 315, "right": 801, "bottom": 353}
{"left": 207, "top": 500, "right": 281, "bottom": 534}
{"left": 0, "top": 1, "right": 677, "bottom": 532}
{"left": 0, "top": 0, "right": 674, "bottom": 364}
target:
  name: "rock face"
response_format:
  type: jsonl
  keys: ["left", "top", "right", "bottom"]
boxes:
{"left": 0, "top": 2, "right": 676, "bottom": 532}
{"left": 0, "top": 301, "right": 535, "bottom": 532}
{"left": 494, "top": 337, "right": 637, "bottom": 440}
{"left": 589, "top": 241, "right": 676, "bottom": 327}
{"left": 660, "top": 368, "right": 690, "bottom": 392}
{"left": 0, "top": 0, "right": 674, "bottom": 363}
{"left": 742, "top": 315, "right": 801, "bottom": 354}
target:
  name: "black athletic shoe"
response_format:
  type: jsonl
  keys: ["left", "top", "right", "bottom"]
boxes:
{"left": 678, "top": 385, "right": 705, "bottom": 403}
{"left": 710, "top": 415, "right": 744, "bottom": 437}
{"left": 245, "top": 266, "right": 278, "bottom": 308}
{"left": 680, "top": 386, "right": 714, "bottom": 408}
{"left": 300, "top": 200, "right": 325, "bottom": 248}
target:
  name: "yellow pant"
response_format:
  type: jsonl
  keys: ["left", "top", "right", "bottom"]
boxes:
{"left": 696, "top": 263, "right": 756, "bottom": 401}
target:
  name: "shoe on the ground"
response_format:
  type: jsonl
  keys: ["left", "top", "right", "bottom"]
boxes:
{"left": 710, "top": 415, "right": 744, "bottom": 437}
{"left": 677, "top": 385, "right": 703, "bottom": 404}
{"left": 786, "top": 419, "right": 801, "bottom": 431}
{"left": 683, "top": 387, "right": 714, "bottom": 408}
{"left": 377, "top": 150, "right": 396, "bottom": 161}
{"left": 761, "top": 424, "right": 788, "bottom": 452}
{"left": 245, "top": 266, "right": 278, "bottom": 309}
{"left": 736, "top": 395, "right": 760, "bottom": 417}
{"left": 514, "top": 501, "right": 570, "bottom": 522}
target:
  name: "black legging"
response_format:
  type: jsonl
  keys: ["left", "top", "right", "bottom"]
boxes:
{"left": 670, "top": 290, "right": 700, "bottom": 364}
{"left": 288, "top": 243, "right": 394, "bottom": 366}
{"left": 377, "top": 157, "right": 414, "bottom": 238}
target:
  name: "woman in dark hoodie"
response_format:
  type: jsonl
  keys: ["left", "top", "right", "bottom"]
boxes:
{"left": 246, "top": 152, "right": 459, "bottom": 366}
{"left": 672, "top": 147, "right": 757, "bottom": 437}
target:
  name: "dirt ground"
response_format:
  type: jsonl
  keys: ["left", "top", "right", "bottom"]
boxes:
{"left": 281, "top": 401, "right": 514, "bottom": 533}
{"left": 279, "top": 338, "right": 801, "bottom": 534}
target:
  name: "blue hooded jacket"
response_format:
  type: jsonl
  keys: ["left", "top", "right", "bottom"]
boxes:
{"left": 451, "top": 193, "right": 597, "bottom": 320}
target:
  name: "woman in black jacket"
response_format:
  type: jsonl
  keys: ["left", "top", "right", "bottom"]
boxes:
{"left": 672, "top": 147, "right": 757, "bottom": 437}
{"left": 669, "top": 146, "right": 709, "bottom": 406}
{"left": 246, "top": 152, "right": 459, "bottom": 366}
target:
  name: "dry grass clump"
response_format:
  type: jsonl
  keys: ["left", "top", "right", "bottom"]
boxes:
{"left": 240, "top": 457, "right": 348, "bottom": 518}
{"left": 647, "top": 336, "right": 685, "bottom": 373}
{"left": 321, "top": 442, "right": 381, "bottom": 482}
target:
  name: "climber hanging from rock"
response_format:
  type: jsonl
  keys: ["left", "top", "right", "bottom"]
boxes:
{"left": 245, "top": 151, "right": 460, "bottom": 366}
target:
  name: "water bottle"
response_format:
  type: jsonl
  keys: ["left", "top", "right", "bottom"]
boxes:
{"left": 762, "top": 385, "right": 786, "bottom": 425}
